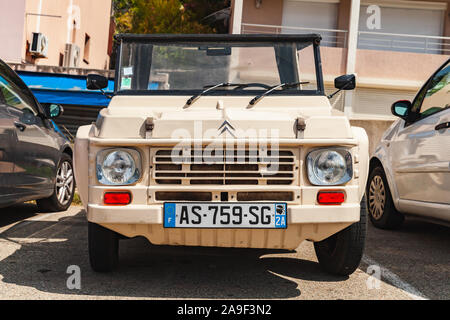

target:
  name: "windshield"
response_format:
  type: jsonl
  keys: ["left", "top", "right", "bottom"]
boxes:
{"left": 116, "top": 35, "right": 323, "bottom": 95}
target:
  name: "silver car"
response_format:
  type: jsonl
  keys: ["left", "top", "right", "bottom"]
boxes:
{"left": 367, "top": 58, "right": 450, "bottom": 229}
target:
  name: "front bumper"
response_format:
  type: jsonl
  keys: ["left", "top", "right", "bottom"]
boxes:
{"left": 87, "top": 203, "right": 360, "bottom": 225}
{"left": 88, "top": 203, "right": 359, "bottom": 249}
{"left": 85, "top": 180, "right": 364, "bottom": 248}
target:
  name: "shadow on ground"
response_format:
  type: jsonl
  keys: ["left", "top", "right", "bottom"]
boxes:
{"left": 0, "top": 205, "right": 347, "bottom": 299}
{"left": 0, "top": 203, "right": 39, "bottom": 228}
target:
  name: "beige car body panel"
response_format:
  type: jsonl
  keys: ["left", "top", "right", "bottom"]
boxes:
{"left": 74, "top": 95, "right": 369, "bottom": 250}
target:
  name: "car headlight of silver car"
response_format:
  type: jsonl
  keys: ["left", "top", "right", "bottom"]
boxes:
{"left": 96, "top": 148, "right": 141, "bottom": 185}
{"left": 306, "top": 148, "right": 353, "bottom": 185}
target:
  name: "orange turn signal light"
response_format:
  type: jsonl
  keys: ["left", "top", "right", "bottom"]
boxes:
{"left": 317, "top": 191, "right": 345, "bottom": 205}
{"left": 104, "top": 192, "right": 132, "bottom": 205}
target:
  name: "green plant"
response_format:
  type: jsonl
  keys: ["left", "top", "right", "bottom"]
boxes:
{"left": 72, "top": 192, "right": 83, "bottom": 206}
{"left": 113, "top": 0, "right": 215, "bottom": 34}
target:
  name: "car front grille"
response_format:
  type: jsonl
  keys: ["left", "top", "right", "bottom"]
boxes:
{"left": 151, "top": 148, "right": 298, "bottom": 186}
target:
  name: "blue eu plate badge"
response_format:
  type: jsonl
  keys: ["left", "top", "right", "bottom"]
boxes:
{"left": 274, "top": 203, "right": 287, "bottom": 229}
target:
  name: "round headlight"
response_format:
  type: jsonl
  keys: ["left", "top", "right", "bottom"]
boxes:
{"left": 96, "top": 149, "right": 141, "bottom": 185}
{"left": 307, "top": 149, "right": 352, "bottom": 185}
{"left": 314, "top": 151, "right": 346, "bottom": 184}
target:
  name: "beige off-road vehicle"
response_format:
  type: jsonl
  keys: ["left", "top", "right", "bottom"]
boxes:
{"left": 74, "top": 34, "right": 369, "bottom": 275}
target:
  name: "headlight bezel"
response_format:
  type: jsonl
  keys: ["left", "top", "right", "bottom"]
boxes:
{"left": 96, "top": 148, "right": 142, "bottom": 186}
{"left": 306, "top": 148, "right": 353, "bottom": 186}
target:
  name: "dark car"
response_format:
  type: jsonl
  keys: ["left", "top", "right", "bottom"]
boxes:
{"left": 0, "top": 58, "right": 74, "bottom": 211}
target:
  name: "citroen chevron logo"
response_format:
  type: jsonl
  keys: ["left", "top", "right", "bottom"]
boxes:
{"left": 218, "top": 120, "right": 236, "bottom": 138}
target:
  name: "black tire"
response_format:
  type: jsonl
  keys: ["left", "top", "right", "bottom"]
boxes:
{"left": 366, "top": 166, "right": 404, "bottom": 230}
{"left": 314, "top": 196, "right": 367, "bottom": 276}
{"left": 88, "top": 222, "right": 119, "bottom": 272}
{"left": 36, "top": 153, "right": 75, "bottom": 212}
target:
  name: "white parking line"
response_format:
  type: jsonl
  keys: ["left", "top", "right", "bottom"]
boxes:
{"left": 26, "top": 212, "right": 57, "bottom": 221}
{"left": 362, "top": 255, "right": 429, "bottom": 300}
{"left": 0, "top": 208, "right": 80, "bottom": 241}
{"left": 0, "top": 212, "right": 53, "bottom": 235}
{"left": 24, "top": 211, "right": 80, "bottom": 239}
{"left": 1, "top": 212, "right": 60, "bottom": 234}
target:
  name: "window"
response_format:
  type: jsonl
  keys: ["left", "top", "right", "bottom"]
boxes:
{"left": 83, "top": 33, "right": 91, "bottom": 64}
{"left": 72, "top": 20, "right": 77, "bottom": 43}
{"left": 0, "top": 76, "right": 37, "bottom": 115}
{"left": 0, "top": 61, "right": 39, "bottom": 115}
{"left": 118, "top": 38, "right": 321, "bottom": 94}
{"left": 281, "top": 0, "right": 339, "bottom": 47}
{"left": 412, "top": 61, "right": 450, "bottom": 118}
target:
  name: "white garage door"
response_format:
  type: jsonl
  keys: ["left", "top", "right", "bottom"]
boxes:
{"left": 281, "top": 0, "right": 340, "bottom": 47}
{"left": 353, "top": 87, "right": 417, "bottom": 117}
{"left": 358, "top": 2, "right": 446, "bottom": 54}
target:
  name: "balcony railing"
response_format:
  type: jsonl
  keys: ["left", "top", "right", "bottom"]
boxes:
{"left": 241, "top": 23, "right": 450, "bottom": 55}
{"left": 358, "top": 31, "right": 450, "bottom": 55}
{"left": 241, "top": 23, "right": 348, "bottom": 48}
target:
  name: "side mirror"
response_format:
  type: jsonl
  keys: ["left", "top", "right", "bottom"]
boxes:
{"left": 87, "top": 74, "right": 108, "bottom": 90}
{"left": 334, "top": 74, "right": 356, "bottom": 90}
{"left": 391, "top": 100, "right": 411, "bottom": 119}
{"left": 327, "top": 74, "right": 356, "bottom": 99}
{"left": 43, "top": 103, "right": 63, "bottom": 118}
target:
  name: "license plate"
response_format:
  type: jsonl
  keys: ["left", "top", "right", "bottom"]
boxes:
{"left": 163, "top": 203, "right": 287, "bottom": 229}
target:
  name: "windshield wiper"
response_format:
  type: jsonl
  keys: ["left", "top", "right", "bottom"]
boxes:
{"left": 248, "top": 81, "right": 310, "bottom": 107}
{"left": 184, "top": 83, "right": 239, "bottom": 108}
{"left": 184, "top": 82, "right": 271, "bottom": 108}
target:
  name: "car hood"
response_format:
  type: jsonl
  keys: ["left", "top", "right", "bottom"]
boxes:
{"left": 94, "top": 95, "right": 354, "bottom": 140}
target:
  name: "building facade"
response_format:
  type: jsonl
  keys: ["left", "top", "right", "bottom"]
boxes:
{"left": 0, "top": 0, "right": 113, "bottom": 70}
{"left": 231, "top": 0, "right": 450, "bottom": 121}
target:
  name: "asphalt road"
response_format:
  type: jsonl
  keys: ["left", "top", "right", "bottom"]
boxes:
{"left": 0, "top": 204, "right": 448, "bottom": 300}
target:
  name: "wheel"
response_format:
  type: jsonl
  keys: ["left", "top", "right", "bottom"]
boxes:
{"left": 36, "top": 153, "right": 75, "bottom": 212}
{"left": 314, "top": 196, "right": 367, "bottom": 276}
{"left": 88, "top": 222, "right": 119, "bottom": 272}
{"left": 366, "top": 166, "right": 404, "bottom": 229}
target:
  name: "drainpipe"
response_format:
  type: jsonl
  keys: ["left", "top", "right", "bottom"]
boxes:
{"left": 232, "top": 0, "right": 243, "bottom": 34}
{"left": 36, "top": 0, "right": 43, "bottom": 32}
{"left": 66, "top": 0, "right": 74, "bottom": 43}
{"left": 344, "top": 0, "right": 360, "bottom": 117}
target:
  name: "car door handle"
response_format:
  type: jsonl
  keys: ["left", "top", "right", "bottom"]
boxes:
{"left": 435, "top": 122, "right": 450, "bottom": 131}
{"left": 14, "top": 121, "right": 27, "bottom": 132}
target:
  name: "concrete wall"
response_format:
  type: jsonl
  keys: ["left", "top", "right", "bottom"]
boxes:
{"left": 239, "top": 0, "right": 449, "bottom": 86}
{"left": 242, "top": 0, "right": 283, "bottom": 25}
{"left": 320, "top": 47, "right": 347, "bottom": 81}
{"left": 350, "top": 119, "right": 395, "bottom": 155}
{"left": 24, "top": 0, "right": 112, "bottom": 70}
{"left": 8, "top": 62, "right": 114, "bottom": 78}
{"left": 0, "top": 0, "right": 26, "bottom": 63}
{"left": 356, "top": 49, "right": 450, "bottom": 89}
{"left": 0, "top": 0, "right": 112, "bottom": 69}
